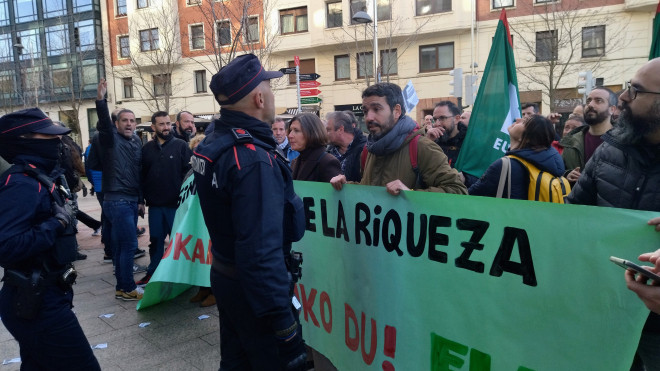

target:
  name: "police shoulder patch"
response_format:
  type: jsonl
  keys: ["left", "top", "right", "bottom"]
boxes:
{"left": 231, "top": 128, "right": 253, "bottom": 143}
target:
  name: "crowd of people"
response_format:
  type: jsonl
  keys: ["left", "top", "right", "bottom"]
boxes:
{"left": 1, "top": 54, "right": 660, "bottom": 370}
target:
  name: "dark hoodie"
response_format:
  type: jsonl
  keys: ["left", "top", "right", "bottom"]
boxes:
{"left": 468, "top": 147, "right": 565, "bottom": 199}
{"left": 435, "top": 122, "right": 468, "bottom": 168}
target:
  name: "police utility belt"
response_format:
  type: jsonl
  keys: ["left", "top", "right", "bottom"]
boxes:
{"left": 211, "top": 251, "right": 303, "bottom": 283}
{"left": 1, "top": 163, "right": 79, "bottom": 320}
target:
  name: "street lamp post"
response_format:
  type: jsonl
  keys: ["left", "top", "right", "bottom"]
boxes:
{"left": 352, "top": 3, "right": 379, "bottom": 83}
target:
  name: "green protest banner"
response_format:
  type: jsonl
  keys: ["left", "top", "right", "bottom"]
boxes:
{"left": 134, "top": 178, "right": 655, "bottom": 370}
{"left": 137, "top": 176, "right": 211, "bottom": 310}
{"left": 292, "top": 182, "right": 656, "bottom": 370}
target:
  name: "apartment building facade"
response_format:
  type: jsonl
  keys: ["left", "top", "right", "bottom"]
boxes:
{"left": 102, "top": 0, "right": 270, "bottom": 127}
{"left": 0, "top": 0, "right": 105, "bottom": 145}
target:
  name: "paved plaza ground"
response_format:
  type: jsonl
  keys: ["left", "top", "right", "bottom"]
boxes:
{"left": 0, "top": 182, "right": 221, "bottom": 370}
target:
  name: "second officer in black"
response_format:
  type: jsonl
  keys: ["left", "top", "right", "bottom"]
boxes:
{"left": 0, "top": 108, "right": 100, "bottom": 370}
{"left": 193, "top": 54, "right": 308, "bottom": 370}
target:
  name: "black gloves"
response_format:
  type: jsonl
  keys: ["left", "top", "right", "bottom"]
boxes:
{"left": 52, "top": 199, "right": 77, "bottom": 228}
{"left": 276, "top": 323, "right": 307, "bottom": 371}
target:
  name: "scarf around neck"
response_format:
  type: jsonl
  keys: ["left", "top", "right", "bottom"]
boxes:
{"left": 366, "top": 115, "right": 417, "bottom": 156}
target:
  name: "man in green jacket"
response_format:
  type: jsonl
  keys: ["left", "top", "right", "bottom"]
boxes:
{"left": 560, "top": 87, "right": 616, "bottom": 183}
{"left": 330, "top": 83, "right": 467, "bottom": 196}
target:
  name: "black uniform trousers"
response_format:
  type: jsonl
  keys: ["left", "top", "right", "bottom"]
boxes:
{"left": 0, "top": 284, "right": 100, "bottom": 370}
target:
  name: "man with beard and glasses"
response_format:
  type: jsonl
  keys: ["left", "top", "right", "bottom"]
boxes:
{"left": 173, "top": 111, "right": 196, "bottom": 142}
{"left": 426, "top": 101, "right": 477, "bottom": 186}
{"left": 137, "top": 111, "right": 191, "bottom": 286}
{"left": 567, "top": 58, "right": 660, "bottom": 371}
{"left": 560, "top": 86, "right": 617, "bottom": 184}
{"left": 331, "top": 83, "right": 467, "bottom": 196}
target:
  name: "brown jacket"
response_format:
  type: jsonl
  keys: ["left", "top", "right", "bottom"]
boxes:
{"left": 361, "top": 128, "right": 467, "bottom": 194}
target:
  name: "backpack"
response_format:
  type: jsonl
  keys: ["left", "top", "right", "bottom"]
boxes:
{"left": 502, "top": 155, "right": 571, "bottom": 203}
{"left": 360, "top": 132, "right": 427, "bottom": 189}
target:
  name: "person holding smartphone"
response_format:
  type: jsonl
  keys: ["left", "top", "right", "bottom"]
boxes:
{"left": 625, "top": 242, "right": 660, "bottom": 315}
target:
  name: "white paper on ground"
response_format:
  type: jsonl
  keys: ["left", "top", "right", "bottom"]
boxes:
{"left": 2, "top": 358, "right": 20, "bottom": 365}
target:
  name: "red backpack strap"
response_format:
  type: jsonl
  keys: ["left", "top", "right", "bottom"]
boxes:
{"left": 360, "top": 143, "right": 368, "bottom": 172}
{"left": 409, "top": 134, "right": 420, "bottom": 170}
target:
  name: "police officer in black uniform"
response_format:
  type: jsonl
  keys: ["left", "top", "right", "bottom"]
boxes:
{"left": 193, "top": 54, "right": 308, "bottom": 370}
{"left": 0, "top": 108, "right": 101, "bottom": 370}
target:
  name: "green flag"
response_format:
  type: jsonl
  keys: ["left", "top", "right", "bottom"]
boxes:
{"left": 650, "top": 0, "right": 660, "bottom": 59}
{"left": 455, "top": 9, "right": 520, "bottom": 178}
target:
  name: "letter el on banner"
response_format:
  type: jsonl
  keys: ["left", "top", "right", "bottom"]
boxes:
{"left": 292, "top": 181, "right": 653, "bottom": 370}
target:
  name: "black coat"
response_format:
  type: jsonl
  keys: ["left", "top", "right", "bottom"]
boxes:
{"left": 342, "top": 130, "right": 367, "bottom": 182}
{"left": 291, "top": 145, "right": 341, "bottom": 182}
{"left": 141, "top": 135, "right": 192, "bottom": 207}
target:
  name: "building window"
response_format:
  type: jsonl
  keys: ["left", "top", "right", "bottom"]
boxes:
{"left": 80, "top": 59, "right": 98, "bottom": 90}
{"left": 116, "top": 0, "right": 126, "bottom": 16}
{"left": 535, "top": 0, "right": 554, "bottom": 3}
{"left": 122, "top": 77, "right": 133, "bottom": 98}
{"left": 153, "top": 74, "right": 171, "bottom": 96}
{"left": 334, "top": 55, "right": 350, "bottom": 81}
{"left": 419, "top": 43, "right": 453, "bottom": 72}
{"left": 51, "top": 63, "right": 71, "bottom": 94}
{"left": 246, "top": 16, "right": 259, "bottom": 43}
{"left": 288, "top": 58, "right": 315, "bottom": 85}
{"left": 46, "top": 24, "right": 69, "bottom": 56}
{"left": 190, "top": 24, "right": 204, "bottom": 50}
{"left": 140, "top": 28, "right": 159, "bottom": 51}
{"left": 415, "top": 0, "right": 451, "bottom": 16}
{"left": 194, "top": 70, "right": 207, "bottom": 93}
{"left": 280, "top": 7, "right": 308, "bottom": 35}
{"left": 187, "top": 0, "right": 200, "bottom": 4}
{"left": 492, "top": 0, "right": 513, "bottom": 8}
{"left": 536, "top": 30, "right": 557, "bottom": 62}
{"left": 73, "top": 0, "right": 92, "bottom": 12}
{"left": 137, "top": 0, "right": 149, "bottom": 9}
{"left": 0, "top": 0, "right": 9, "bottom": 26}
{"left": 350, "top": 0, "right": 366, "bottom": 25}
{"left": 327, "top": 1, "right": 342, "bottom": 28}
{"left": 0, "top": 34, "right": 11, "bottom": 62}
{"left": 216, "top": 21, "right": 231, "bottom": 46}
{"left": 357, "top": 52, "right": 373, "bottom": 79}
{"left": 377, "top": 0, "right": 391, "bottom": 21}
{"left": 119, "top": 35, "right": 130, "bottom": 58}
{"left": 87, "top": 108, "right": 98, "bottom": 137}
{"left": 18, "top": 29, "right": 40, "bottom": 60}
{"left": 43, "top": 0, "right": 66, "bottom": 18}
{"left": 74, "top": 19, "right": 97, "bottom": 52}
{"left": 582, "top": 26, "right": 605, "bottom": 58}
{"left": 381, "top": 49, "right": 397, "bottom": 76}
{"left": 14, "top": 0, "right": 38, "bottom": 23}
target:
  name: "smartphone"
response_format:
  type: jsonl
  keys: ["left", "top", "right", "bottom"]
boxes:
{"left": 610, "top": 256, "right": 660, "bottom": 282}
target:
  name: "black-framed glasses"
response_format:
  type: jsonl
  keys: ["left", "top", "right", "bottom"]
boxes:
{"left": 626, "top": 81, "right": 660, "bottom": 100}
{"left": 433, "top": 115, "right": 452, "bottom": 122}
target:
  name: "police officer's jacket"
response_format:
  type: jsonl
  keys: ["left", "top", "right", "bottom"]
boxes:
{"left": 192, "top": 109, "right": 297, "bottom": 331}
{"left": 0, "top": 155, "right": 65, "bottom": 271}
{"left": 95, "top": 99, "right": 142, "bottom": 203}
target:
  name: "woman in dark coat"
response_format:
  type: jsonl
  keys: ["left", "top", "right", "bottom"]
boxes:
{"left": 288, "top": 113, "right": 341, "bottom": 182}
{"left": 468, "top": 115, "right": 565, "bottom": 199}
